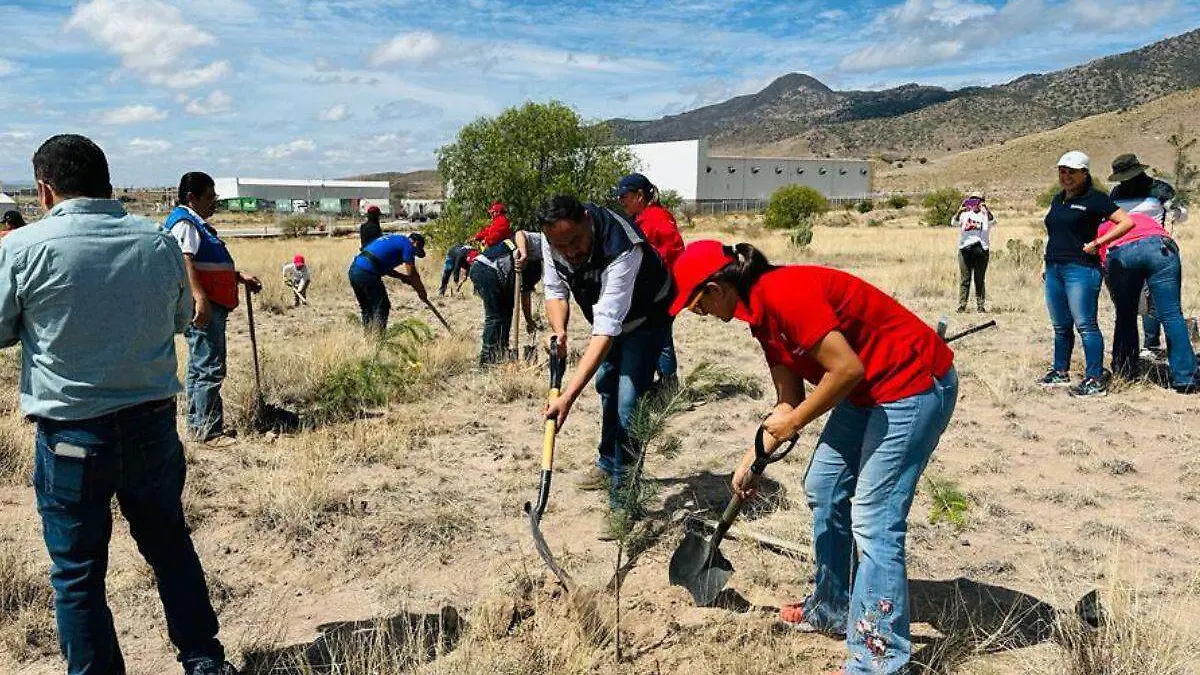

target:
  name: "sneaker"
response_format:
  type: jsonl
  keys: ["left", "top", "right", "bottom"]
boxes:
{"left": 201, "top": 433, "right": 239, "bottom": 449}
{"left": 575, "top": 467, "right": 609, "bottom": 491}
{"left": 1173, "top": 380, "right": 1200, "bottom": 394}
{"left": 1038, "top": 369, "right": 1071, "bottom": 387}
{"left": 185, "top": 658, "right": 240, "bottom": 675}
{"left": 1069, "top": 377, "right": 1108, "bottom": 398}
{"left": 1140, "top": 347, "right": 1166, "bottom": 362}
{"left": 956, "top": 305, "right": 967, "bottom": 313}
{"left": 779, "top": 602, "right": 846, "bottom": 637}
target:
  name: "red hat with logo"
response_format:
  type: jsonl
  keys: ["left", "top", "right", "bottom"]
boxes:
{"left": 668, "top": 240, "right": 735, "bottom": 317}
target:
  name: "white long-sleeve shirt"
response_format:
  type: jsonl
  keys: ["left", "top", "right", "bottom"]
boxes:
{"left": 281, "top": 262, "right": 310, "bottom": 293}
{"left": 541, "top": 234, "right": 643, "bottom": 337}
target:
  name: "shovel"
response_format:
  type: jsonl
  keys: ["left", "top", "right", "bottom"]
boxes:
{"left": 523, "top": 336, "right": 574, "bottom": 589}
{"left": 421, "top": 297, "right": 453, "bottom": 332}
{"left": 669, "top": 426, "right": 798, "bottom": 607}
{"left": 244, "top": 286, "right": 301, "bottom": 433}
{"left": 510, "top": 269, "right": 522, "bottom": 361}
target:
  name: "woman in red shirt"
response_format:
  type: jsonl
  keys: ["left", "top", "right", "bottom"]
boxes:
{"left": 616, "top": 173, "right": 685, "bottom": 387}
{"left": 671, "top": 240, "right": 958, "bottom": 675}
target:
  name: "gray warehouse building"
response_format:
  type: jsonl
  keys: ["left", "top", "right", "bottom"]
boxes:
{"left": 627, "top": 139, "right": 871, "bottom": 208}
{"left": 214, "top": 177, "right": 391, "bottom": 215}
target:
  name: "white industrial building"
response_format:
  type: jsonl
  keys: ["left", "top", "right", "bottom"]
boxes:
{"left": 627, "top": 139, "right": 871, "bottom": 206}
{"left": 214, "top": 177, "right": 391, "bottom": 215}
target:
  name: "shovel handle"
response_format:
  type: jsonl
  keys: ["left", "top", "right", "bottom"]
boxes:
{"left": 945, "top": 319, "right": 997, "bottom": 343}
{"left": 751, "top": 426, "right": 800, "bottom": 474}
{"left": 527, "top": 337, "right": 566, "bottom": 520}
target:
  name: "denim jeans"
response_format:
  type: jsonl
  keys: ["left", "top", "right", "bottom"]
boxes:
{"left": 34, "top": 399, "right": 224, "bottom": 675}
{"left": 1107, "top": 237, "right": 1196, "bottom": 387}
{"left": 348, "top": 265, "right": 390, "bottom": 333}
{"left": 1044, "top": 262, "right": 1105, "bottom": 379}
{"left": 656, "top": 318, "right": 678, "bottom": 380}
{"left": 595, "top": 323, "right": 668, "bottom": 500}
{"left": 1143, "top": 294, "right": 1162, "bottom": 349}
{"left": 470, "top": 263, "right": 513, "bottom": 364}
{"left": 802, "top": 369, "right": 958, "bottom": 675}
{"left": 957, "top": 244, "right": 989, "bottom": 308}
{"left": 184, "top": 303, "right": 229, "bottom": 440}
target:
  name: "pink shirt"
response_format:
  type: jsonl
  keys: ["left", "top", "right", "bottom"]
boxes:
{"left": 1096, "top": 212, "right": 1170, "bottom": 265}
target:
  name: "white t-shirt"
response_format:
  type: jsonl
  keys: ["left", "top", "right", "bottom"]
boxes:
{"left": 957, "top": 210, "right": 993, "bottom": 250}
{"left": 167, "top": 206, "right": 204, "bottom": 255}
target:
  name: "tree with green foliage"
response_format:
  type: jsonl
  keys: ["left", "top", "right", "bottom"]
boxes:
{"left": 1166, "top": 128, "right": 1198, "bottom": 207}
{"left": 922, "top": 187, "right": 964, "bottom": 226}
{"left": 657, "top": 189, "right": 683, "bottom": 215}
{"left": 434, "top": 101, "right": 635, "bottom": 246}
{"left": 765, "top": 185, "right": 827, "bottom": 248}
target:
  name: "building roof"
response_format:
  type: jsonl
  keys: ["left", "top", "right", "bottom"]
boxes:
{"left": 216, "top": 177, "right": 389, "bottom": 189}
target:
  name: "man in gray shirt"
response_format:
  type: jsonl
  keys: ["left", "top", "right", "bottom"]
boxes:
{"left": 0, "top": 135, "right": 236, "bottom": 675}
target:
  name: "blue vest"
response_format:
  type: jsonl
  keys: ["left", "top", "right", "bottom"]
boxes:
{"left": 164, "top": 206, "right": 238, "bottom": 308}
{"left": 550, "top": 204, "right": 673, "bottom": 332}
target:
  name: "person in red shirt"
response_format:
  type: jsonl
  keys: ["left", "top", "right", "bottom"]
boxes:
{"left": 670, "top": 240, "right": 958, "bottom": 675}
{"left": 473, "top": 201, "right": 513, "bottom": 248}
{"left": 615, "top": 173, "right": 685, "bottom": 387}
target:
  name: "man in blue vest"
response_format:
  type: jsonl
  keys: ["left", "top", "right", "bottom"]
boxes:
{"left": 349, "top": 231, "right": 429, "bottom": 333}
{"left": 536, "top": 195, "right": 673, "bottom": 535}
{"left": 165, "top": 172, "right": 261, "bottom": 446}
{"left": 0, "top": 134, "right": 237, "bottom": 675}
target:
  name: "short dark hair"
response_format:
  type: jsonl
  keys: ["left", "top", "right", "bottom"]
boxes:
{"left": 177, "top": 171, "right": 216, "bottom": 206}
{"left": 2, "top": 210, "right": 25, "bottom": 229}
{"left": 32, "top": 134, "right": 112, "bottom": 199}
{"left": 534, "top": 195, "right": 587, "bottom": 228}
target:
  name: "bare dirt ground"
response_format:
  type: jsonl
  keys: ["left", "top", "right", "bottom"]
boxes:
{"left": 2, "top": 204, "right": 1199, "bottom": 674}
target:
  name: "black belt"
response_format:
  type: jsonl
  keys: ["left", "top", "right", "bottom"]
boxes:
{"left": 30, "top": 397, "right": 176, "bottom": 427}
{"left": 357, "top": 249, "right": 387, "bottom": 275}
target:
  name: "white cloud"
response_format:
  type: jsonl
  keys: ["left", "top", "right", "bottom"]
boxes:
{"left": 840, "top": 39, "right": 965, "bottom": 71}
{"left": 65, "top": 0, "right": 229, "bottom": 89}
{"left": 369, "top": 31, "right": 442, "bottom": 67}
{"left": 318, "top": 104, "right": 349, "bottom": 122}
{"left": 99, "top": 104, "right": 169, "bottom": 125}
{"left": 184, "top": 90, "right": 234, "bottom": 116}
{"left": 1067, "top": 0, "right": 1174, "bottom": 31}
{"left": 0, "top": 60, "right": 15, "bottom": 77}
{"left": 129, "top": 138, "right": 172, "bottom": 154}
{"left": 264, "top": 139, "right": 316, "bottom": 159}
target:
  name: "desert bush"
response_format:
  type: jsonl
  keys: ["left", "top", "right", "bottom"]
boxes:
{"left": 925, "top": 475, "right": 970, "bottom": 529}
{"left": 922, "top": 187, "right": 965, "bottom": 227}
{"left": 280, "top": 214, "right": 318, "bottom": 238}
{"left": 1002, "top": 238, "right": 1044, "bottom": 273}
{"left": 764, "top": 185, "right": 828, "bottom": 230}
{"left": 0, "top": 417, "right": 31, "bottom": 487}
{"left": 887, "top": 194, "right": 910, "bottom": 209}
{"left": 855, "top": 200, "right": 874, "bottom": 214}
{"left": 657, "top": 189, "right": 683, "bottom": 215}
{"left": 866, "top": 217, "right": 884, "bottom": 227}
{"left": 788, "top": 228, "right": 814, "bottom": 248}
{"left": 0, "top": 547, "right": 56, "bottom": 662}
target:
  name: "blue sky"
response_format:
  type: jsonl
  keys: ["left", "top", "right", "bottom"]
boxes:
{"left": 0, "top": 0, "right": 1195, "bottom": 186}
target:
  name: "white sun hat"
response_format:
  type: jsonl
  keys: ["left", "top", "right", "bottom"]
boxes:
{"left": 1056, "top": 151, "right": 1090, "bottom": 170}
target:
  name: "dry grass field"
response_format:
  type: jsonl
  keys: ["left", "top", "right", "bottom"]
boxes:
{"left": 2, "top": 202, "right": 1199, "bottom": 674}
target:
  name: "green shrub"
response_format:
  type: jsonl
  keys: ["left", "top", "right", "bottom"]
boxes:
{"left": 866, "top": 217, "right": 883, "bottom": 227}
{"left": 764, "top": 185, "right": 829, "bottom": 229}
{"left": 921, "top": 188, "right": 965, "bottom": 227}
{"left": 789, "top": 228, "right": 814, "bottom": 248}
{"left": 280, "top": 214, "right": 319, "bottom": 238}
{"left": 657, "top": 189, "right": 683, "bottom": 214}
{"left": 855, "top": 200, "right": 874, "bottom": 214}
{"left": 926, "top": 475, "right": 970, "bottom": 530}
{"left": 887, "top": 194, "right": 910, "bottom": 209}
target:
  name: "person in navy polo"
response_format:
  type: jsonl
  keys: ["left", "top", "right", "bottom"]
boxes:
{"left": 536, "top": 195, "right": 673, "bottom": 538}
{"left": 349, "top": 231, "right": 429, "bottom": 333}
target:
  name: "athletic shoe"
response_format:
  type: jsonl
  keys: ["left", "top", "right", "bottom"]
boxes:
{"left": 1038, "top": 369, "right": 1071, "bottom": 387}
{"left": 185, "top": 658, "right": 239, "bottom": 675}
{"left": 1140, "top": 347, "right": 1165, "bottom": 361}
{"left": 575, "top": 467, "right": 609, "bottom": 491}
{"left": 1069, "top": 377, "right": 1108, "bottom": 398}
{"left": 779, "top": 602, "right": 846, "bottom": 637}
{"left": 201, "top": 433, "right": 239, "bottom": 449}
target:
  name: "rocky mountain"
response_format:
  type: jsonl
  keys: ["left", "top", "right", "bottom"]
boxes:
{"left": 608, "top": 28, "right": 1200, "bottom": 159}
{"left": 345, "top": 170, "right": 443, "bottom": 200}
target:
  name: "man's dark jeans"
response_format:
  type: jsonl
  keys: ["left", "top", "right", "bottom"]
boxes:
{"left": 34, "top": 398, "right": 224, "bottom": 675}
{"left": 470, "top": 263, "right": 513, "bottom": 364}
{"left": 349, "top": 264, "right": 390, "bottom": 333}
{"left": 958, "top": 243, "right": 989, "bottom": 308}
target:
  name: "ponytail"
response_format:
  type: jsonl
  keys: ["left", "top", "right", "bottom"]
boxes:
{"left": 707, "top": 242, "right": 778, "bottom": 303}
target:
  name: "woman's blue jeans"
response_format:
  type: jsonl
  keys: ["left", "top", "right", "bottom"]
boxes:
{"left": 801, "top": 369, "right": 958, "bottom": 674}
{"left": 1044, "top": 262, "right": 1105, "bottom": 379}
{"left": 1106, "top": 237, "right": 1196, "bottom": 387}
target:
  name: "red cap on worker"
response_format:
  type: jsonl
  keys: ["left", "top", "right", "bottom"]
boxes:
{"left": 294, "top": 255, "right": 305, "bottom": 266}
{"left": 488, "top": 201, "right": 506, "bottom": 215}
{"left": 367, "top": 205, "right": 381, "bottom": 216}
{"left": 668, "top": 240, "right": 734, "bottom": 317}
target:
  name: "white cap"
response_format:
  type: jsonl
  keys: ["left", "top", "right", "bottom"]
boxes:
{"left": 1056, "top": 151, "right": 1090, "bottom": 170}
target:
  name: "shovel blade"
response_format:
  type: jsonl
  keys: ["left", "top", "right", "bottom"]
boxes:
{"left": 669, "top": 531, "right": 734, "bottom": 607}
{"left": 527, "top": 509, "right": 575, "bottom": 591}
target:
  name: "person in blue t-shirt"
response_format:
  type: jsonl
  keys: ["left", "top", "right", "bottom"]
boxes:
{"left": 348, "top": 232, "right": 428, "bottom": 333}
{"left": 1039, "top": 151, "right": 1133, "bottom": 398}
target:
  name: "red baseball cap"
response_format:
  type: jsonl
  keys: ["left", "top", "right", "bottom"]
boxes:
{"left": 668, "top": 240, "right": 734, "bottom": 317}
{"left": 366, "top": 205, "right": 381, "bottom": 216}
{"left": 488, "top": 201, "right": 506, "bottom": 215}
{"left": 293, "top": 255, "right": 305, "bottom": 266}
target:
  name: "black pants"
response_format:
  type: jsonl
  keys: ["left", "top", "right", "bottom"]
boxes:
{"left": 470, "top": 263, "right": 514, "bottom": 364}
{"left": 958, "top": 244, "right": 989, "bottom": 308}
{"left": 349, "top": 265, "right": 389, "bottom": 333}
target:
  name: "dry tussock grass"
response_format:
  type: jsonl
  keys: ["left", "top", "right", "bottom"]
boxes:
{"left": 0, "top": 546, "right": 56, "bottom": 662}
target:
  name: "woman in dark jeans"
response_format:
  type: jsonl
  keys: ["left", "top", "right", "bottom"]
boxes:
{"left": 470, "top": 237, "right": 518, "bottom": 365}
{"left": 1040, "top": 151, "right": 1133, "bottom": 397}
{"left": 1097, "top": 212, "right": 1197, "bottom": 392}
